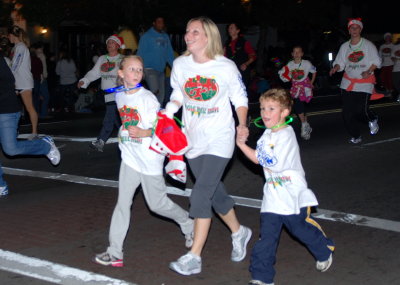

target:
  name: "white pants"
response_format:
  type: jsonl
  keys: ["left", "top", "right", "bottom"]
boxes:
{"left": 107, "top": 161, "right": 192, "bottom": 259}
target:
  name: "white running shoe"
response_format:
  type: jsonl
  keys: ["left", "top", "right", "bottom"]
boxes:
{"left": 169, "top": 252, "right": 202, "bottom": 275}
{"left": 301, "top": 122, "right": 312, "bottom": 140}
{"left": 316, "top": 253, "right": 333, "bottom": 272}
{"left": 368, "top": 119, "right": 379, "bottom": 135}
{"left": 42, "top": 136, "right": 61, "bottom": 165}
{"left": 231, "top": 225, "right": 252, "bottom": 262}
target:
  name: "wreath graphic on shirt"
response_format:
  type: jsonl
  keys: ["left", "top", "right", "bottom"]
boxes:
{"left": 290, "top": 69, "right": 305, "bottom": 80}
{"left": 395, "top": 50, "right": 400, "bottom": 57}
{"left": 119, "top": 105, "right": 140, "bottom": 129}
{"left": 382, "top": 47, "right": 391, "bottom": 54}
{"left": 101, "top": 61, "right": 116, "bottom": 72}
{"left": 184, "top": 75, "right": 219, "bottom": 101}
{"left": 348, "top": 51, "right": 364, "bottom": 63}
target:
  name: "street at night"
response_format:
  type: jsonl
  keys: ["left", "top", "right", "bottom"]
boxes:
{"left": 0, "top": 94, "right": 399, "bottom": 284}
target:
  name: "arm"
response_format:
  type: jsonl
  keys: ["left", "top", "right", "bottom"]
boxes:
{"left": 78, "top": 56, "right": 103, "bottom": 88}
{"left": 127, "top": 126, "right": 152, "bottom": 138}
{"left": 240, "top": 41, "right": 257, "bottom": 71}
{"left": 310, "top": 71, "right": 317, "bottom": 86}
{"left": 236, "top": 138, "right": 259, "bottom": 165}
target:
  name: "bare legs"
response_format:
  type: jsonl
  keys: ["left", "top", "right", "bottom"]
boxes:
{"left": 20, "top": 89, "right": 38, "bottom": 134}
{"left": 190, "top": 209, "right": 240, "bottom": 256}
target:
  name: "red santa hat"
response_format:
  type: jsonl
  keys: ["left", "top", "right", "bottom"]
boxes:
{"left": 347, "top": 18, "right": 363, "bottom": 29}
{"left": 106, "top": 34, "right": 125, "bottom": 49}
{"left": 150, "top": 112, "right": 189, "bottom": 183}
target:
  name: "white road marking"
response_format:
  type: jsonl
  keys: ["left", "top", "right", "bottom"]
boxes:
{"left": 0, "top": 249, "right": 135, "bottom": 285}
{"left": 3, "top": 167, "right": 400, "bottom": 233}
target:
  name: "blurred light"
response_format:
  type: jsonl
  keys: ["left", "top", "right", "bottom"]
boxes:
{"left": 41, "top": 28, "right": 48, "bottom": 34}
{"left": 323, "top": 31, "right": 332, "bottom": 34}
{"left": 328, "top": 52, "right": 333, "bottom": 61}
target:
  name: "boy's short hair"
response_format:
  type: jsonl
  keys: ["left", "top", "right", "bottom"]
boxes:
{"left": 259, "top": 88, "right": 293, "bottom": 111}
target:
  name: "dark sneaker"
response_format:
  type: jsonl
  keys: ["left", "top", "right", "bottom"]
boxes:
{"left": 90, "top": 139, "right": 105, "bottom": 152}
{"left": 231, "top": 225, "right": 252, "bottom": 262}
{"left": 93, "top": 252, "right": 124, "bottom": 267}
{"left": 169, "top": 252, "right": 202, "bottom": 275}
{"left": 42, "top": 136, "right": 61, "bottom": 165}
{"left": 0, "top": 185, "right": 9, "bottom": 197}
{"left": 316, "top": 253, "right": 333, "bottom": 272}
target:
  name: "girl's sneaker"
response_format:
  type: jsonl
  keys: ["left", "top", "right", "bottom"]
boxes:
{"left": 93, "top": 252, "right": 124, "bottom": 267}
{"left": 0, "top": 185, "right": 9, "bottom": 197}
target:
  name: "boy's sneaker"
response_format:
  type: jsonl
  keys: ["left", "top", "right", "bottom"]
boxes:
{"left": 316, "top": 253, "right": 333, "bottom": 272}
{"left": 93, "top": 252, "right": 124, "bottom": 267}
{"left": 184, "top": 231, "right": 194, "bottom": 248}
{"left": 249, "top": 280, "right": 275, "bottom": 285}
{"left": 0, "top": 185, "right": 9, "bottom": 197}
{"left": 301, "top": 122, "right": 312, "bottom": 140}
{"left": 90, "top": 139, "right": 105, "bottom": 152}
{"left": 169, "top": 252, "right": 202, "bottom": 275}
{"left": 231, "top": 225, "right": 252, "bottom": 262}
{"left": 42, "top": 136, "right": 61, "bottom": 165}
{"left": 349, "top": 137, "right": 362, "bottom": 144}
{"left": 368, "top": 118, "right": 379, "bottom": 135}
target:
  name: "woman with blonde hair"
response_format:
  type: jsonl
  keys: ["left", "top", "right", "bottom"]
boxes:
{"left": 166, "top": 16, "right": 252, "bottom": 275}
{"left": 8, "top": 25, "right": 38, "bottom": 138}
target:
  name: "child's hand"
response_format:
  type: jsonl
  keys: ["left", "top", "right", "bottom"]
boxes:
{"left": 236, "top": 125, "right": 249, "bottom": 145}
{"left": 128, "top": 125, "right": 143, "bottom": 138}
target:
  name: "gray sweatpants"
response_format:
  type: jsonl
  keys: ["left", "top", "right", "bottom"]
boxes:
{"left": 107, "top": 161, "right": 193, "bottom": 259}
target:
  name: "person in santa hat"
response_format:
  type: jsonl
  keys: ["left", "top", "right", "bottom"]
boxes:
{"left": 77, "top": 34, "right": 125, "bottom": 152}
{"left": 329, "top": 18, "right": 381, "bottom": 144}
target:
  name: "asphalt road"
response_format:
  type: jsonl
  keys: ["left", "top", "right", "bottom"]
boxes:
{"left": 0, "top": 93, "right": 399, "bottom": 285}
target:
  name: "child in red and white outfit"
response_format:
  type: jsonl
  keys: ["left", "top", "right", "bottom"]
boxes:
{"left": 329, "top": 18, "right": 382, "bottom": 144}
{"left": 279, "top": 46, "right": 316, "bottom": 140}
{"left": 93, "top": 55, "right": 193, "bottom": 267}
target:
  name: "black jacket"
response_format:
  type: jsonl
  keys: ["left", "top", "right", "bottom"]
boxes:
{"left": 0, "top": 56, "right": 21, "bottom": 114}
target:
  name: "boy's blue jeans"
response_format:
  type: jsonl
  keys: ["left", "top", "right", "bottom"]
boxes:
{"left": 0, "top": 112, "right": 50, "bottom": 187}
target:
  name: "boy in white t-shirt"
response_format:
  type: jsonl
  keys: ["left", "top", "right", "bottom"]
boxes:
{"left": 236, "top": 88, "right": 334, "bottom": 285}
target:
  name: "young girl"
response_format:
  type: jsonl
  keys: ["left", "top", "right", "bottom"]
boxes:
{"left": 279, "top": 46, "right": 316, "bottom": 140}
{"left": 236, "top": 88, "right": 334, "bottom": 285}
{"left": 94, "top": 55, "right": 194, "bottom": 267}
{"left": 8, "top": 25, "right": 38, "bottom": 138}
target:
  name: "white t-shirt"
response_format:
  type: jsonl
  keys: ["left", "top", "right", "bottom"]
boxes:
{"left": 333, "top": 38, "right": 382, "bottom": 94}
{"left": 256, "top": 126, "right": 318, "bottom": 215}
{"left": 10, "top": 42, "right": 33, "bottom": 90}
{"left": 115, "top": 87, "right": 164, "bottom": 175}
{"left": 391, "top": 44, "right": 400, "bottom": 72}
{"left": 56, "top": 59, "right": 77, "bottom": 85}
{"left": 279, "top": 59, "right": 316, "bottom": 82}
{"left": 170, "top": 54, "right": 248, "bottom": 159}
{"left": 379, "top": 43, "right": 394, "bottom": 66}
{"left": 80, "top": 54, "right": 122, "bottom": 102}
